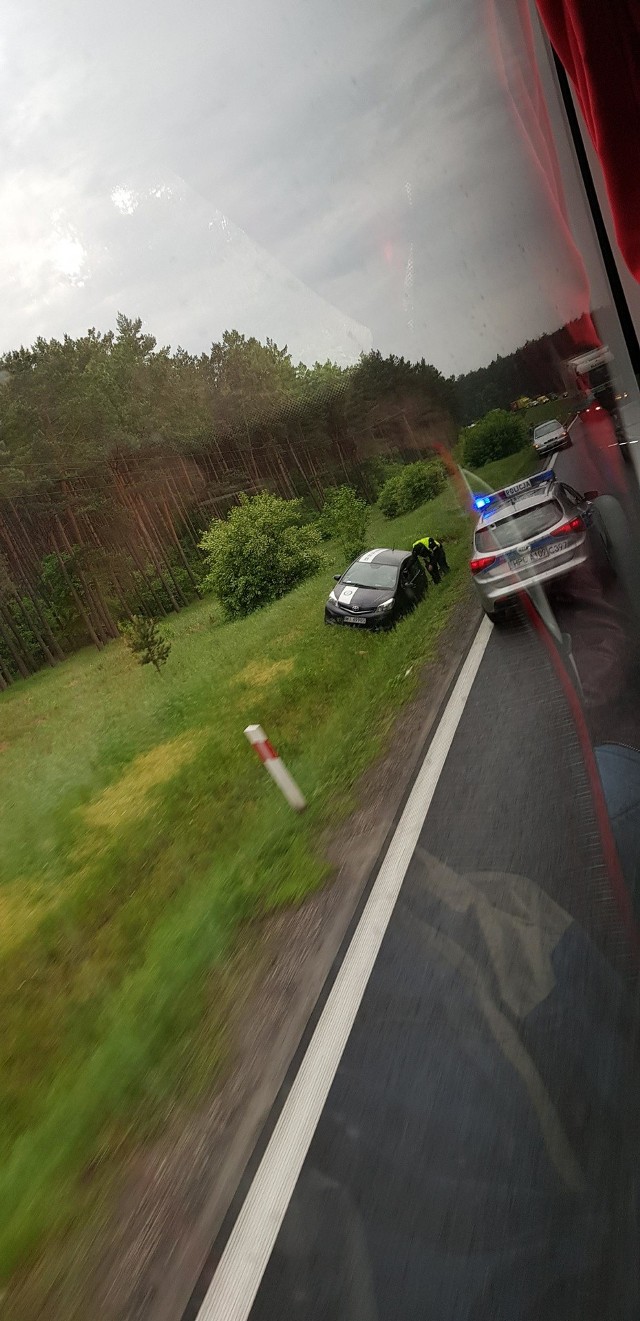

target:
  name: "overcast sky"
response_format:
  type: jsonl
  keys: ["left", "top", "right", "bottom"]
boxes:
{"left": 1, "top": 0, "right": 599, "bottom": 373}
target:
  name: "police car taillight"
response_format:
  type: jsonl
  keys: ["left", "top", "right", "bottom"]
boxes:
{"left": 551, "top": 516, "right": 583, "bottom": 537}
{"left": 470, "top": 554, "right": 497, "bottom": 573}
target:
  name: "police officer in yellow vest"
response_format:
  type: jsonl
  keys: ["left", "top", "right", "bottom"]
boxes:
{"left": 412, "top": 535, "right": 449, "bottom": 585}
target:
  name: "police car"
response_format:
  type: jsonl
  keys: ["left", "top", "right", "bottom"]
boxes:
{"left": 470, "top": 470, "right": 615, "bottom": 622}
{"left": 325, "top": 548, "right": 427, "bottom": 630}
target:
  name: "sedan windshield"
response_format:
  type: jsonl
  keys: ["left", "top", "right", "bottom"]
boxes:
{"left": 475, "top": 500, "right": 563, "bottom": 551}
{"left": 534, "top": 420, "right": 562, "bottom": 437}
{"left": 342, "top": 562, "right": 398, "bottom": 590}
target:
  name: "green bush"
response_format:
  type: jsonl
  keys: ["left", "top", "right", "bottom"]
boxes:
{"left": 199, "top": 491, "right": 321, "bottom": 617}
{"left": 318, "top": 485, "right": 368, "bottom": 560}
{"left": 377, "top": 472, "right": 404, "bottom": 519}
{"left": 462, "top": 409, "right": 525, "bottom": 468}
{"left": 378, "top": 461, "right": 447, "bottom": 519}
{"left": 402, "top": 461, "right": 446, "bottom": 508}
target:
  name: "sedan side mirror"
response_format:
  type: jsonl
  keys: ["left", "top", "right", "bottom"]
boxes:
{"left": 334, "top": 573, "right": 341, "bottom": 581}
{"left": 583, "top": 490, "right": 599, "bottom": 500}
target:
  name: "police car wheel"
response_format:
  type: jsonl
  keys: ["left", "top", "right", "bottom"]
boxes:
{"left": 483, "top": 606, "right": 507, "bottom": 626}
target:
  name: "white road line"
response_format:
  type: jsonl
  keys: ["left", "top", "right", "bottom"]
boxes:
{"left": 196, "top": 615, "right": 493, "bottom": 1321}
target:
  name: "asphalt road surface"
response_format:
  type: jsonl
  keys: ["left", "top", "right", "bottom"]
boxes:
{"left": 189, "top": 409, "right": 640, "bottom": 1321}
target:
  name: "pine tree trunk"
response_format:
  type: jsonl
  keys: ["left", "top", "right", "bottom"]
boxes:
{"left": 335, "top": 441, "right": 351, "bottom": 483}
{"left": 66, "top": 502, "right": 120, "bottom": 640}
{"left": 108, "top": 567, "right": 137, "bottom": 621}
{"left": 0, "top": 647, "right": 13, "bottom": 688}
{"left": 0, "top": 531, "right": 66, "bottom": 661}
{"left": 140, "top": 499, "right": 188, "bottom": 606}
{"left": 113, "top": 467, "right": 182, "bottom": 612}
{"left": 124, "top": 539, "right": 168, "bottom": 615}
{"left": 0, "top": 607, "right": 32, "bottom": 678}
{"left": 157, "top": 498, "right": 200, "bottom": 593}
{"left": 176, "top": 455, "right": 203, "bottom": 503}
{"left": 134, "top": 508, "right": 182, "bottom": 611}
{"left": 166, "top": 473, "right": 200, "bottom": 545}
{"left": 270, "top": 440, "right": 298, "bottom": 500}
{"left": 55, "top": 519, "right": 113, "bottom": 642}
{"left": 12, "top": 593, "right": 58, "bottom": 667}
{"left": 51, "top": 542, "right": 104, "bottom": 650}
{"left": 5, "top": 506, "right": 67, "bottom": 635}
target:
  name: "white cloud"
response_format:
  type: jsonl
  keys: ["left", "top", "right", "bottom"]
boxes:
{"left": 111, "top": 187, "right": 139, "bottom": 215}
{"left": 51, "top": 233, "right": 87, "bottom": 285}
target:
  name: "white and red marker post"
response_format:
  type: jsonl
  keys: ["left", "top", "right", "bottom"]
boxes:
{"left": 244, "top": 724, "right": 307, "bottom": 813}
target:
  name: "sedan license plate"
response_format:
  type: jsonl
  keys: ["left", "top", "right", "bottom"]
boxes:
{"left": 507, "top": 539, "right": 570, "bottom": 571}
{"left": 343, "top": 614, "right": 367, "bottom": 625}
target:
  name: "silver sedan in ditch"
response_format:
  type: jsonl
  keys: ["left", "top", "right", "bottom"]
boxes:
{"left": 470, "top": 471, "right": 615, "bottom": 622}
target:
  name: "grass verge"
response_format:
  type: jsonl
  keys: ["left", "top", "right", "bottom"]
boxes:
{"left": 0, "top": 450, "right": 528, "bottom": 1280}
{"left": 523, "top": 398, "right": 573, "bottom": 432}
{"left": 466, "top": 444, "right": 539, "bottom": 491}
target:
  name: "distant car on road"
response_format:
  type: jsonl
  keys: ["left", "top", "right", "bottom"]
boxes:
{"left": 470, "top": 470, "right": 625, "bottom": 623}
{"left": 531, "top": 418, "right": 569, "bottom": 455}
{"left": 325, "top": 548, "right": 427, "bottom": 630}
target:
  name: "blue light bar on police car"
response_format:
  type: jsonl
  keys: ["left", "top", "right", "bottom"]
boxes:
{"left": 473, "top": 469, "right": 554, "bottom": 513}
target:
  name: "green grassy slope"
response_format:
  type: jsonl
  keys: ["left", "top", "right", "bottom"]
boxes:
{"left": 0, "top": 448, "right": 530, "bottom": 1276}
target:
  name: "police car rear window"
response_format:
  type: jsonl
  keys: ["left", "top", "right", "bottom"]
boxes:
{"left": 475, "top": 500, "right": 562, "bottom": 552}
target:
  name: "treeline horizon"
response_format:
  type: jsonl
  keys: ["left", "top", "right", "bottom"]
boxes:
{"left": 0, "top": 309, "right": 592, "bottom": 686}
{"left": 454, "top": 311, "right": 599, "bottom": 423}
{"left": 0, "top": 316, "right": 457, "bottom": 685}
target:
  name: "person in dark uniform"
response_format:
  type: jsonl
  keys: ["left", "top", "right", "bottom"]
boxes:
{"left": 412, "top": 535, "right": 449, "bottom": 585}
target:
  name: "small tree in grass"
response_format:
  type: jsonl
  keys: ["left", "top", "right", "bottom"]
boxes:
{"left": 319, "top": 485, "right": 369, "bottom": 561}
{"left": 119, "top": 615, "right": 171, "bottom": 673}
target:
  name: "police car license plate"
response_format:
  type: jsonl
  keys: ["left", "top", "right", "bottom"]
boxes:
{"left": 343, "top": 614, "right": 367, "bottom": 625}
{"left": 507, "top": 540, "right": 570, "bottom": 570}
